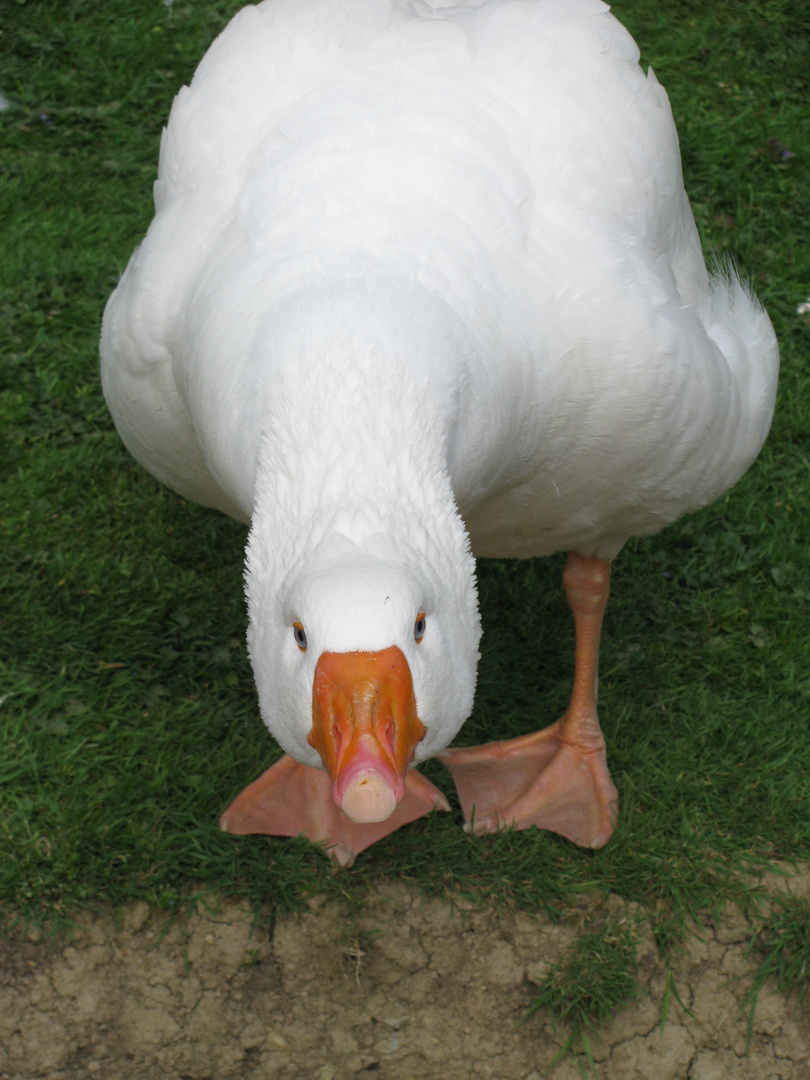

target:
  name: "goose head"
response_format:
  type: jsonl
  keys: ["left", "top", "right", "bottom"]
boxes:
{"left": 245, "top": 524, "right": 480, "bottom": 824}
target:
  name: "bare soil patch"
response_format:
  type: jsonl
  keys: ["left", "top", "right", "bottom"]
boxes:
{"left": 2, "top": 868, "right": 809, "bottom": 1079}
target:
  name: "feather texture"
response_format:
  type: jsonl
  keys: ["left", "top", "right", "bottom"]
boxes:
{"left": 101, "top": 0, "right": 778, "bottom": 769}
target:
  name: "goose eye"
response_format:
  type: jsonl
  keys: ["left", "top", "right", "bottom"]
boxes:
{"left": 414, "top": 613, "right": 427, "bottom": 643}
{"left": 293, "top": 622, "right": 307, "bottom": 652}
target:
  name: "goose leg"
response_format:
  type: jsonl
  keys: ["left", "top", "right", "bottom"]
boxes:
{"left": 220, "top": 755, "right": 449, "bottom": 868}
{"left": 440, "top": 552, "right": 618, "bottom": 849}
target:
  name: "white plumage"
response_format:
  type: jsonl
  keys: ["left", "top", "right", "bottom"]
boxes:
{"left": 101, "top": 0, "right": 778, "bottom": 864}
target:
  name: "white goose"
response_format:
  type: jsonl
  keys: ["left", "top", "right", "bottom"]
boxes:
{"left": 101, "top": 0, "right": 778, "bottom": 866}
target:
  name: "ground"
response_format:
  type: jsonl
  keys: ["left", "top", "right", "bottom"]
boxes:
{"left": 2, "top": 866, "right": 809, "bottom": 1080}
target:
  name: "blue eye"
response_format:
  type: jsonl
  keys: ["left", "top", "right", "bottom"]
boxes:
{"left": 414, "top": 613, "right": 427, "bottom": 643}
{"left": 293, "top": 622, "right": 307, "bottom": 652}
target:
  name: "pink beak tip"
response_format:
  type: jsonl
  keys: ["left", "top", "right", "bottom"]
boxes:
{"left": 339, "top": 769, "right": 399, "bottom": 824}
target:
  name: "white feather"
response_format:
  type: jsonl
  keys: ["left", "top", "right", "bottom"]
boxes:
{"left": 101, "top": 0, "right": 778, "bottom": 763}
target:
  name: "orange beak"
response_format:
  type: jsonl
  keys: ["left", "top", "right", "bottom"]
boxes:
{"left": 307, "top": 646, "right": 426, "bottom": 824}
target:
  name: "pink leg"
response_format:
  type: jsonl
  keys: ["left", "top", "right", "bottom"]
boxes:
{"left": 439, "top": 552, "right": 618, "bottom": 849}
{"left": 220, "top": 755, "right": 449, "bottom": 868}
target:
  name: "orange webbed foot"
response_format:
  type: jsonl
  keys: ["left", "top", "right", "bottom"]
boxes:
{"left": 440, "top": 551, "right": 619, "bottom": 849}
{"left": 439, "top": 720, "right": 618, "bottom": 848}
{"left": 220, "top": 754, "right": 449, "bottom": 867}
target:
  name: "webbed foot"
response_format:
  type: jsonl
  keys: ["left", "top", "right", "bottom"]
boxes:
{"left": 220, "top": 754, "right": 449, "bottom": 867}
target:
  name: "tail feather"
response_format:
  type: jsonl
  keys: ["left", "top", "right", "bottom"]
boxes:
{"left": 700, "top": 258, "right": 779, "bottom": 468}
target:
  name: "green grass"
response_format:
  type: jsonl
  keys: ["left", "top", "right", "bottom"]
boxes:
{"left": 2, "top": 0, "right": 809, "bottom": 1045}
{"left": 740, "top": 891, "right": 810, "bottom": 1047}
{"left": 523, "top": 914, "right": 640, "bottom": 1075}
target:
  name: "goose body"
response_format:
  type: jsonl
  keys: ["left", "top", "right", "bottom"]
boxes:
{"left": 101, "top": 0, "right": 778, "bottom": 864}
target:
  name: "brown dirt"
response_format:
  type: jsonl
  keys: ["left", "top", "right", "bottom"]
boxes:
{"left": 1, "top": 867, "right": 809, "bottom": 1080}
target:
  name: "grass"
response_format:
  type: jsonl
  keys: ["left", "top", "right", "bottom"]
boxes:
{"left": 740, "top": 892, "right": 810, "bottom": 1045}
{"left": 1, "top": 0, "right": 809, "bottom": 1052}
{"left": 523, "top": 914, "right": 640, "bottom": 1075}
